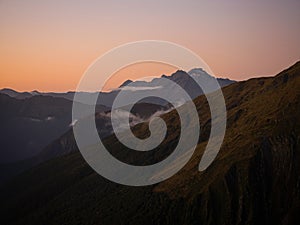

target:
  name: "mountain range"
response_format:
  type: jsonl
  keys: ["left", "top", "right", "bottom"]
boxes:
{"left": 0, "top": 69, "right": 234, "bottom": 107}
{"left": 0, "top": 61, "right": 299, "bottom": 225}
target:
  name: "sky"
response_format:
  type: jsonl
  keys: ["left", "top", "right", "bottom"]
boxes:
{"left": 0, "top": 0, "right": 299, "bottom": 92}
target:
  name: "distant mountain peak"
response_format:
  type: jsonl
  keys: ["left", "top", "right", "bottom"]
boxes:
{"left": 31, "top": 90, "right": 40, "bottom": 95}
{"left": 188, "top": 68, "right": 205, "bottom": 72}
{"left": 119, "top": 79, "right": 133, "bottom": 87}
{"left": 0, "top": 88, "right": 18, "bottom": 93}
{"left": 167, "top": 70, "right": 189, "bottom": 79}
{"left": 0, "top": 88, "right": 27, "bottom": 98}
{"left": 188, "top": 68, "right": 213, "bottom": 77}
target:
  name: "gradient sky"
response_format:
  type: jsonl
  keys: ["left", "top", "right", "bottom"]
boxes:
{"left": 0, "top": 0, "right": 299, "bottom": 92}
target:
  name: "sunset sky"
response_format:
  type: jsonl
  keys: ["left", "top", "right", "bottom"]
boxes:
{"left": 0, "top": 0, "right": 299, "bottom": 92}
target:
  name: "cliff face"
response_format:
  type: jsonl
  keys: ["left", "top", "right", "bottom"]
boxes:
{"left": 0, "top": 62, "right": 299, "bottom": 225}
{"left": 170, "top": 134, "right": 300, "bottom": 225}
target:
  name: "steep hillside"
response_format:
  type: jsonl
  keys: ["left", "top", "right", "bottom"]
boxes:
{"left": 0, "top": 62, "right": 299, "bottom": 225}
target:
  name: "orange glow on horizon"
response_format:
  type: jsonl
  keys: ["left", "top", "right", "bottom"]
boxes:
{"left": 1, "top": 1, "right": 299, "bottom": 92}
